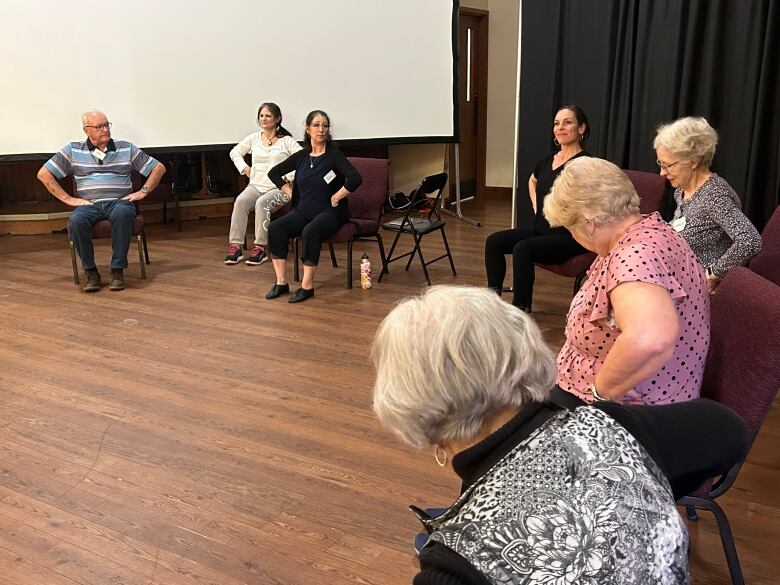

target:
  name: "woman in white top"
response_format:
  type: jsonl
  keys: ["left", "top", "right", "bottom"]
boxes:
{"left": 226, "top": 102, "right": 302, "bottom": 265}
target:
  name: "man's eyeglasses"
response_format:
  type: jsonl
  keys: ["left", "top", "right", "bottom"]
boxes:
{"left": 656, "top": 159, "right": 679, "bottom": 171}
{"left": 85, "top": 122, "right": 112, "bottom": 130}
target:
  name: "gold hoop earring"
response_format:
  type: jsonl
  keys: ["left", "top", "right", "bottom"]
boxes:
{"left": 434, "top": 445, "right": 448, "bottom": 467}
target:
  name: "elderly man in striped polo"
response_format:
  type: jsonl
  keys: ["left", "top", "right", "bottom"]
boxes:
{"left": 37, "top": 110, "right": 166, "bottom": 292}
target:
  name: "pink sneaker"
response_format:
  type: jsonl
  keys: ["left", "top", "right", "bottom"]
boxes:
{"left": 245, "top": 246, "right": 267, "bottom": 265}
{"left": 224, "top": 244, "right": 243, "bottom": 264}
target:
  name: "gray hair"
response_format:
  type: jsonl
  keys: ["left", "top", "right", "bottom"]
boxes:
{"left": 544, "top": 157, "right": 640, "bottom": 232}
{"left": 371, "top": 285, "right": 555, "bottom": 449}
{"left": 81, "top": 110, "right": 106, "bottom": 127}
{"left": 653, "top": 116, "right": 719, "bottom": 169}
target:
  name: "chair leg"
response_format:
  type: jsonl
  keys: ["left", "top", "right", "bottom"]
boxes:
{"left": 346, "top": 240, "right": 353, "bottom": 289}
{"left": 681, "top": 495, "right": 744, "bottom": 585}
{"left": 379, "top": 231, "right": 403, "bottom": 283}
{"left": 137, "top": 235, "right": 147, "bottom": 279}
{"left": 141, "top": 231, "right": 150, "bottom": 264}
{"left": 405, "top": 232, "right": 423, "bottom": 272}
{"left": 415, "top": 235, "right": 432, "bottom": 286}
{"left": 162, "top": 201, "right": 168, "bottom": 225}
{"left": 69, "top": 240, "right": 80, "bottom": 284}
{"left": 440, "top": 229, "right": 457, "bottom": 276}
{"left": 376, "top": 233, "right": 389, "bottom": 276}
{"left": 329, "top": 242, "right": 338, "bottom": 267}
{"left": 293, "top": 238, "right": 300, "bottom": 282}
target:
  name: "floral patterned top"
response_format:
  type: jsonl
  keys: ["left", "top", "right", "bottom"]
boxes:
{"left": 556, "top": 213, "right": 710, "bottom": 405}
{"left": 672, "top": 173, "right": 761, "bottom": 278}
{"left": 418, "top": 406, "right": 688, "bottom": 585}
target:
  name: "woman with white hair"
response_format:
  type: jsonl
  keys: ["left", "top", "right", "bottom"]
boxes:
{"left": 372, "top": 285, "right": 745, "bottom": 585}
{"left": 654, "top": 116, "right": 761, "bottom": 291}
{"left": 544, "top": 157, "right": 709, "bottom": 405}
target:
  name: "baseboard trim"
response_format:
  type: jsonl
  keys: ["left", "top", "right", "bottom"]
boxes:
{"left": 484, "top": 186, "right": 512, "bottom": 198}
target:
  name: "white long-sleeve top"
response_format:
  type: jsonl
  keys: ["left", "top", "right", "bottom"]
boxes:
{"left": 229, "top": 133, "right": 302, "bottom": 192}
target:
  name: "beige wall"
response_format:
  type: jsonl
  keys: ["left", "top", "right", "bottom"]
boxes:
{"left": 389, "top": 0, "right": 519, "bottom": 195}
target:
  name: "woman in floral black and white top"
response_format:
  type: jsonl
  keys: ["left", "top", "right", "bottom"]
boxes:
{"left": 371, "top": 286, "right": 746, "bottom": 585}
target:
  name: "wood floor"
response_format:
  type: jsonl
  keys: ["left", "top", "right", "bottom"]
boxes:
{"left": 0, "top": 195, "right": 777, "bottom": 584}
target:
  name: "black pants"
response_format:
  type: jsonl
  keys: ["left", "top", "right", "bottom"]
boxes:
{"left": 268, "top": 207, "right": 346, "bottom": 265}
{"left": 484, "top": 227, "right": 585, "bottom": 310}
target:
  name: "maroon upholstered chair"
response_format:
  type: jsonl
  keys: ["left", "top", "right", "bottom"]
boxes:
{"left": 68, "top": 178, "right": 149, "bottom": 284}
{"left": 623, "top": 169, "right": 668, "bottom": 215}
{"left": 749, "top": 204, "right": 780, "bottom": 285}
{"left": 134, "top": 162, "right": 181, "bottom": 231}
{"left": 535, "top": 169, "right": 668, "bottom": 294}
{"left": 292, "top": 157, "right": 390, "bottom": 288}
{"left": 678, "top": 266, "right": 780, "bottom": 585}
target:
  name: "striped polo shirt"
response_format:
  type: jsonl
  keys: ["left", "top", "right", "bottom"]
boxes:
{"left": 44, "top": 139, "right": 159, "bottom": 201}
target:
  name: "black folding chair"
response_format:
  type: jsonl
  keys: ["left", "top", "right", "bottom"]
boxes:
{"left": 378, "top": 172, "right": 456, "bottom": 286}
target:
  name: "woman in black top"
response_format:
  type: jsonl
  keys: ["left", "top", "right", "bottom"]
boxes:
{"left": 484, "top": 105, "right": 591, "bottom": 311}
{"left": 265, "top": 110, "right": 362, "bottom": 303}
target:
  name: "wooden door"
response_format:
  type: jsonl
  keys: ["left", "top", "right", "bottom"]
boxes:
{"left": 451, "top": 10, "right": 488, "bottom": 199}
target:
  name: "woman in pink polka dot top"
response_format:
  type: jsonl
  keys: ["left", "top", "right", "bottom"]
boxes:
{"left": 544, "top": 157, "right": 710, "bottom": 405}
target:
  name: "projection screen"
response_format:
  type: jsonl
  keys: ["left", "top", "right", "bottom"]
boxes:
{"left": 0, "top": 0, "right": 457, "bottom": 158}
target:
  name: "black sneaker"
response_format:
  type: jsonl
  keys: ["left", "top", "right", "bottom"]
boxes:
{"left": 288, "top": 287, "right": 315, "bottom": 303}
{"left": 109, "top": 269, "right": 126, "bottom": 291}
{"left": 224, "top": 244, "right": 243, "bottom": 264}
{"left": 245, "top": 246, "right": 267, "bottom": 265}
{"left": 83, "top": 268, "right": 101, "bottom": 293}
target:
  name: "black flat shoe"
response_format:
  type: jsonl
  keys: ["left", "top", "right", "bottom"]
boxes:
{"left": 265, "top": 283, "right": 290, "bottom": 299}
{"left": 288, "top": 287, "right": 315, "bottom": 303}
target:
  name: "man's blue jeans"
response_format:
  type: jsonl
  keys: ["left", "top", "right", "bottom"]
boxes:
{"left": 69, "top": 199, "right": 136, "bottom": 270}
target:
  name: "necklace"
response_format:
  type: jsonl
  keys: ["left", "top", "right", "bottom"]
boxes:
{"left": 263, "top": 132, "right": 275, "bottom": 146}
{"left": 309, "top": 150, "right": 324, "bottom": 168}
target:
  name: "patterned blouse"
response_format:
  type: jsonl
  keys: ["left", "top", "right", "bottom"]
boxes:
{"left": 421, "top": 407, "right": 689, "bottom": 584}
{"left": 556, "top": 213, "right": 710, "bottom": 405}
{"left": 671, "top": 173, "right": 761, "bottom": 277}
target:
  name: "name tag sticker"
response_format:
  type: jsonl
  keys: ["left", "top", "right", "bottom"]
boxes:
{"left": 92, "top": 149, "right": 106, "bottom": 161}
{"left": 671, "top": 216, "right": 686, "bottom": 232}
{"left": 323, "top": 170, "right": 336, "bottom": 184}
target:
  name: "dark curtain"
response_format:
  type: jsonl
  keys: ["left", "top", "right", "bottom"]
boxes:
{"left": 516, "top": 0, "right": 780, "bottom": 231}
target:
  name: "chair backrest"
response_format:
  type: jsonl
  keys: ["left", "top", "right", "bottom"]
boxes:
{"left": 702, "top": 265, "right": 780, "bottom": 443}
{"left": 346, "top": 157, "right": 390, "bottom": 224}
{"left": 749, "top": 204, "right": 780, "bottom": 285}
{"left": 132, "top": 163, "right": 173, "bottom": 204}
{"left": 623, "top": 169, "right": 667, "bottom": 214}
{"left": 409, "top": 172, "right": 448, "bottom": 219}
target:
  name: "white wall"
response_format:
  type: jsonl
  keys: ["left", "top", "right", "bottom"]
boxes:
{"left": 389, "top": 0, "right": 519, "bottom": 195}
{"left": 484, "top": 0, "right": 519, "bottom": 187}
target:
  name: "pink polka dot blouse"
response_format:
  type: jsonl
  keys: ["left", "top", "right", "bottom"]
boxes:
{"left": 557, "top": 212, "right": 710, "bottom": 405}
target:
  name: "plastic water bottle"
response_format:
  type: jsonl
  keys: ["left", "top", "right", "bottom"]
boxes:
{"left": 360, "top": 253, "right": 372, "bottom": 289}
